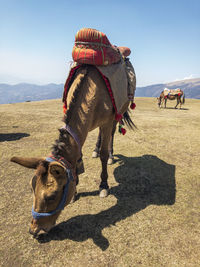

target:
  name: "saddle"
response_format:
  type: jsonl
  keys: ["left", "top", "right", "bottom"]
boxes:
{"left": 72, "top": 28, "right": 131, "bottom": 65}
{"left": 63, "top": 29, "right": 136, "bottom": 121}
{"left": 164, "top": 88, "right": 182, "bottom": 97}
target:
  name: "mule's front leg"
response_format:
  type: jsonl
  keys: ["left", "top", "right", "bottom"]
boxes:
{"left": 92, "top": 128, "right": 101, "bottom": 158}
{"left": 175, "top": 99, "right": 179, "bottom": 109}
{"left": 99, "top": 124, "right": 112, "bottom": 198}
{"left": 108, "top": 121, "right": 117, "bottom": 165}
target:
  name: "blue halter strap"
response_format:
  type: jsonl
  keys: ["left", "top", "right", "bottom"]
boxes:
{"left": 31, "top": 157, "right": 74, "bottom": 220}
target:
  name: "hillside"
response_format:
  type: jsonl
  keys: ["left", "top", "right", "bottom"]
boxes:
{"left": 0, "top": 83, "right": 63, "bottom": 104}
{"left": 0, "top": 98, "right": 199, "bottom": 266}
{"left": 0, "top": 77, "right": 200, "bottom": 104}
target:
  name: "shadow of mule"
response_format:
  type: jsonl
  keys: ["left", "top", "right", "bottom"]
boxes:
{"left": 37, "top": 154, "right": 176, "bottom": 250}
{"left": 0, "top": 133, "right": 30, "bottom": 142}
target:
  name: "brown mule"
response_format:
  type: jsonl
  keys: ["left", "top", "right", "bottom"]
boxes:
{"left": 10, "top": 65, "right": 136, "bottom": 237}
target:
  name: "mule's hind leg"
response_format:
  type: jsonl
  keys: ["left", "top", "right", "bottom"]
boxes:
{"left": 99, "top": 123, "right": 113, "bottom": 197}
{"left": 70, "top": 175, "right": 79, "bottom": 203}
{"left": 179, "top": 98, "right": 182, "bottom": 109}
{"left": 164, "top": 98, "right": 167, "bottom": 108}
{"left": 92, "top": 128, "right": 101, "bottom": 158}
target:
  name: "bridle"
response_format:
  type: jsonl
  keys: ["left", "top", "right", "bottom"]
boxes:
{"left": 32, "top": 124, "right": 81, "bottom": 220}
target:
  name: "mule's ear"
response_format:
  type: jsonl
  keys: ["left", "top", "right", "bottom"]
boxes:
{"left": 49, "top": 163, "right": 66, "bottom": 179}
{"left": 10, "top": 157, "right": 45, "bottom": 169}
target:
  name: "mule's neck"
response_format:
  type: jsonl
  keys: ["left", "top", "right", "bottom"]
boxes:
{"left": 53, "top": 66, "right": 99, "bottom": 167}
{"left": 53, "top": 111, "right": 93, "bottom": 167}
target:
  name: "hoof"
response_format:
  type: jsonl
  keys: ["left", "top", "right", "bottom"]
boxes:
{"left": 108, "top": 157, "right": 114, "bottom": 165}
{"left": 99, "top": 188, "right": 109, "bottom": 198}
{"left": 92, "top": 151, "right": 99, "bottom": 158}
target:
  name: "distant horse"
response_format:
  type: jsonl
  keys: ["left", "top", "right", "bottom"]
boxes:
{"left": 157, "top": 89, "right": 185, "bottom": 109}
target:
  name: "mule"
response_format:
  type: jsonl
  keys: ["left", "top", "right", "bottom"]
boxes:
{"left": 10, "top": 65, "right": 136, "bottom": 237}
{"left": 157, "top": 89, "right": 185, "bottom": 109}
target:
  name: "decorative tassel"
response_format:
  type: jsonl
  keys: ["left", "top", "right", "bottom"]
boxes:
{"left": 119, "top": 124, "right": 126, "bottom": 135}
{"left": 130, "top": 102, "right": 136, "bottom": 110}
{"left": 63, "top": 104, "right": 67, "bottom": 114}
{"left": 115, "top": 113, "right": 123, "bottom": 121}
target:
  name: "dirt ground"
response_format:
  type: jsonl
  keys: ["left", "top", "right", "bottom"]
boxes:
{"left": 0, "top": 97, "right": 199, "bottom": 267}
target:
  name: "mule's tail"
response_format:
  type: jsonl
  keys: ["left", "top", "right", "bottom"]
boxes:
{"left": 123, "top": 109, "right": 137, "bottom": 129}
{"left": 182, "top": 92, "right": 185, "bottom": 104}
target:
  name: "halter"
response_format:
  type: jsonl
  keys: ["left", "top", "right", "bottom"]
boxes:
{"left": 32, "top": 124, "right": 81, "bottom": 220}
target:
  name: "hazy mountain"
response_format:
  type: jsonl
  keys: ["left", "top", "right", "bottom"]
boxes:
{"left": 0, "top": 78, "right": 199, "bottom": 104}
{"left": 0, "top": 83, "right": 64, "bottom": 104}
{"left": 136, "top": 78, "right": 200, "bottom": 99}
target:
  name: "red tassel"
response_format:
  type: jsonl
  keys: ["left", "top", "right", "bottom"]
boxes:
{"left": 115, "top": 113, "right": 123, "bottom": 121}
{"left": 63, "top": 104, "right": 67, "bottom": 114}
{"left": 119, "top": 124, "right": 126, "bottom": 135}
{"left": 130, "top": 102, "right": 136, "bottom": 110}
{"left": 121, "top": 127, "right": 126, "bottom": 135}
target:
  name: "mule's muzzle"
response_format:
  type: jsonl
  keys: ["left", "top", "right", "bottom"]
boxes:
{"left": 29, "top": 225, "right": 53, "bottom": 238}
{"left": 29, "top": 227, "right": 40, "bottom": 238}
{"left": 29, "top": 218, "right": 42, "bottom": 237}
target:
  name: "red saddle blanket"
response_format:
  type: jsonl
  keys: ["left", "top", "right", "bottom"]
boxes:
{"left": 72, "top": 28, "right": 131, "bottom": 66}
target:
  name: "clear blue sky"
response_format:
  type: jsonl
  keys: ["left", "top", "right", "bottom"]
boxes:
{"left": 0, "top": 0, "right": 199, "bottom": 86}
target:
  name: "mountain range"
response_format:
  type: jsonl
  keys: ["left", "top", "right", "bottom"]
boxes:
{"left": 0, "top": 78, "right": 200, "bottom": 104}
{"left": 135, "top": 78, "right": 200, "bottom": 99}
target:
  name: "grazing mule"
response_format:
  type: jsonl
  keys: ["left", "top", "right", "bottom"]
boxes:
{"left": 10, "top": 65, "right": 136, "bottom": 237}
{"left": 157, "top": 89, "right": 185, "bottom": 109}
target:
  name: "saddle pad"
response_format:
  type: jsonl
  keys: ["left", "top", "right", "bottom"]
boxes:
{"left": 97, "top": 59, "right": 136, "bottom": 113}
{"left": 63, "top": 60, "right": 136, "bottom": 119}
{"left": 164, "top": 88, "right": 181, "bottom": 96}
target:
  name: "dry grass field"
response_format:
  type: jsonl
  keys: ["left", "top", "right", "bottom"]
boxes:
{"left": 0, "top": 97, "right": 199, "bottom": 267}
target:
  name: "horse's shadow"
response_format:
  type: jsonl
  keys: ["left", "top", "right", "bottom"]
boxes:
{"left": 0, "top": 133, "right": 30, "bottom": 142}
{"left": 37, "top": 154, "right": 176, "bottom": 250}
{"left": 160, "top": 107, "right": 189, "bottom": 110}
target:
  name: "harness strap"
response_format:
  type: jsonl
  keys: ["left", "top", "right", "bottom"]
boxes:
{"left": 46, "top": 155, "right": 73, "bottom": 170}
{"left": 61, "top": 124, "right": 81, "bottom": 156}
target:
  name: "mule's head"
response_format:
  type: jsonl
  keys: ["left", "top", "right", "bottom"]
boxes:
{"left": 10, "top": 157, "right": 76, "bottom": 236}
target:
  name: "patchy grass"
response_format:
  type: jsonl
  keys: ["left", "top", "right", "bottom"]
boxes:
{"left": 0, "top": 97, "right": 199, "bottom": 267}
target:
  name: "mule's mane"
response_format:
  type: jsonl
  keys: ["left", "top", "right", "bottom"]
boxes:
{"left": 64, "top": 66, "right": 88, "bottom": 125}
{"left": 52, "top": 66, "right": 88, "bottom": 157}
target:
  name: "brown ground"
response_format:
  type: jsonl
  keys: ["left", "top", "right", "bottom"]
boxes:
{"left": 0, "top": 97, "right": 199, "bottom": 267}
